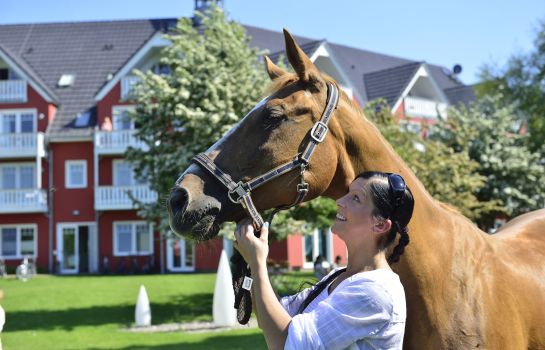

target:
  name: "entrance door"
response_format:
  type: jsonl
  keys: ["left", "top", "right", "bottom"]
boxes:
{"left": 59, "top": 225, "right": 78, "bottom": 274}
{"left": 166, "top": 238, "right": 195, "bottom": 272}
{"left": 57, "top": 223, "right": 97, "bottom": 274}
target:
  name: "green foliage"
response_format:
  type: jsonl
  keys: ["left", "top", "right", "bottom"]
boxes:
{"left": 126, "top": 8, "right": 268, "bottom": 234}
{"left": 477, "top": 18, "right": 545, "bottom": 151}
{"left": 431, "top": 94, "right": 545, "bottom": 224}
{"left": 364, "top": 100, "right": 496, "bottom": 220}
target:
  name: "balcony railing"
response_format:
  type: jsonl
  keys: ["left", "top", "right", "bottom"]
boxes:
{"left": 404, "top": 97, "right": 448, "bottom": 119}
{"left": 95, "top": 129, "right": 148, "bottom": 155}
{"left": 0, "top": 132, "right": 45, "bottom": 158}
{"left": 120, "top": 76, "right": 140, "bottom": 100}
{"left": 95, "top": 185, "right": 158, "bottom": 210}
{"left": 0, "top": 189, "right": 47, "bottom": 213}
{"left": 0, "top": 80, "right": 27, "bottom": 102}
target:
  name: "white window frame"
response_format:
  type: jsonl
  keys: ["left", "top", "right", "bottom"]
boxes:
{"left": 0, "top": 162, "right": 36, "bottom": 189}
{"left": 111, "top": 106, "right": 135, "bottom": 131}
{"left": 0, "top": 224, "right": 37, "bottom": 259}
{"left": 0, "top": 109, "right": 37, "bottom": 133}
{"left": 113, "top": 221, "right": 153, "bottom": 256}
{"left": 112, "top": 159, "right": 145, "bottom": 186}
{"left": 65, "top": 160, "right": 87, "bottom": 189}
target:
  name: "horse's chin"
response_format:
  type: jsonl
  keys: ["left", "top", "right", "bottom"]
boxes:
{"left": 169, "top": 212, "right": 221, "bottom": 241}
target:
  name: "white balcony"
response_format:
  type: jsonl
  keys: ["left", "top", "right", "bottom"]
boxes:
{"left": 404, "top": 96, "right": 448, "bottom": 119}
{"left": 0, "top": 189, "right": 47, "bottom": 213}
{"left": 95, "top": 185, "right": 158, "bottom": 210}
{"left": 0, "top": 80, "right": 27, "bottom": 102}
{"left": 95, "top": 129, "right": 148, "bottom": 155}
{"left": 120, "top": 76, "right": 140, "bottom": 100}
{"left": 0, "top": 132, "right": 45, "bottom": 158}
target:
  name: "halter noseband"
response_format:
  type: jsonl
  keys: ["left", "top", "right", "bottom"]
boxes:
{"left": 188, "top": 83, "right": 339, "bottom": 230}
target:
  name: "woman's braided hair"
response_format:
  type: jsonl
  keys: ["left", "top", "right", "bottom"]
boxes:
{"left": 293, "top": 171, "right": 414, "bottom": 314}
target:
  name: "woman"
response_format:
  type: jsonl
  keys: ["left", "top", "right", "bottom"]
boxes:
{"left": 234, "top": 171, "right": 414, "bottom": 350}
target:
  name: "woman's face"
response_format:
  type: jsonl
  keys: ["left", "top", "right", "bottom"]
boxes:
{"left": 332, "top": 177, "right": 379, "bottom": 241}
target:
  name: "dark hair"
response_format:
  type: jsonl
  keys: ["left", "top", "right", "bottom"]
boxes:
{"left": 357, "top": 171, "right": 414, "bottom": 264}
{"left": 294, "top": 171, "right": 414, "bottom": 314}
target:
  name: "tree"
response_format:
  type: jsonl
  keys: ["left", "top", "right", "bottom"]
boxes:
{"left": 364, "top": 100, "right": 497, "bottom": 221}
{"left": 477, "top": 19, "right": 545, "bottom": 152}
{"left": 126, "top": 8, "right": 268, "bottom": 236}
{"left": 431, "top": 94, "right": 545, "bottom": 227}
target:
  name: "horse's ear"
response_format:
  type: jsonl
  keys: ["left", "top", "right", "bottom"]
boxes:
{"left": 283, "top": 28, "right": 320, "bottom": 83}
{"left": 264, "top": 56, "right": 287, "bottom": 80}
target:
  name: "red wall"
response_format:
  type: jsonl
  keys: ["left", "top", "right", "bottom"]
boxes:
{"left": 0, "top": 84, "right": 57, "bottom": 132}
{"left": 195, "top": 238, "right": 223, "bottom": 271}
{"left": 287, "top": 234, "right": 304, "bottom": 269}
{"left": 269, "top": 239, "right": 288, "bottom": 266}
{"left": 96, "top": 82, "right": 133, "bottom": 128}
{"left": 0, "top": 213, "right": 49, "bottom": 270}
{"left": 51, "top": 142, "right": 95, "bottom": 223}
{"left": 331, "top": 232, "right": 347, "bottom": 266}
{"left": 98, "top": 210, "right": 160, "bottom": 273}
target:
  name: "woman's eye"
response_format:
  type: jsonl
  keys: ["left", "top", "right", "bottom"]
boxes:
{"left": 353, "top": 195, "right": 360, "bottom": 202}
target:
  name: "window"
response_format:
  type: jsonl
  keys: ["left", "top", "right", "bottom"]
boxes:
{"left": 0, "top": 225, "right": 36, "bottom": 258}
{"left": 112, "top": 107, "right": 135, "bottom": 130}
{"left": 0, "top": 163, "right": 35, "bottom": 189}
{"left": 113, "top": 160, "right": 146, "bottom": 186}
{"left": 113, "top": 222, "right": 152, "bottom": 256}
{"left": 65, "top": 160, "right": 87, "bottom": 189}
{"left": 0, "top": 110, "right": 36, "bottom": 133}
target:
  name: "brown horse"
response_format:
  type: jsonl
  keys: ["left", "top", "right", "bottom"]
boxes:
{"left": 168, "top": 29, "right": 545, "bottom": 349}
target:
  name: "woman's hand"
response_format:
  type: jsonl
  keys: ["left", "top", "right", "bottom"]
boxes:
{"left": 233, "top": 218, "right": 269, "bottom": 269}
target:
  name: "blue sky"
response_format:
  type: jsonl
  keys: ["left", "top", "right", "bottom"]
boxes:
{"left": 1, "top": 0, "right": 543, "bottom": 84}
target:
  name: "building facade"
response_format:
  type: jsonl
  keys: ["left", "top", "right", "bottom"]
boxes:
{"left": 0, "top": 17, "right": 474, "bottom": 274}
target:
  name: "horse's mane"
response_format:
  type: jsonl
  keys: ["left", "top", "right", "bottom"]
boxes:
{"left": 264, "top": 72, "right": 478, "bottom": 228}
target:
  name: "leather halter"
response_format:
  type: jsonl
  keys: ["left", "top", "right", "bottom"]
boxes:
{"left": 190, "top": 83, "right": 339, "bottom": 229}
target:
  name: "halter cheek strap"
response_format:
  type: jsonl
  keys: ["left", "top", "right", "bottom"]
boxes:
{"left": 190, "top": 83, "right": 339, "bottom": 229}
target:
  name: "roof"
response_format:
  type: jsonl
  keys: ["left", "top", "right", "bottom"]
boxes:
{"left": 444, "top": 84, "right": 477, "bottom": 107}
{"left": 0, "top": 19, "right": 177, "bottom": 138}
{"left": 0, "top": 19, "right": 474, "bottom": 139}
{"left": 364, "top": 62, "right": 422, "bottom": 106}
{"left": 0, "top": 43, "right": 59, "bottom": 103}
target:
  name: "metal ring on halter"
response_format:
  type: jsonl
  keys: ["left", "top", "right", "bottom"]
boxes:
{"left": 228, "top": 182, "right": 248, "bottom": 204}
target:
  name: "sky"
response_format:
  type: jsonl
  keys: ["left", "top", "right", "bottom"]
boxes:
{"left": 1, "top": 0, "right": 543, "bottom": 84}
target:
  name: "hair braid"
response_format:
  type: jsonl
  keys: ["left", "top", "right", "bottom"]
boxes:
{"left": 388, "top": 226, "right": 410, "bottom": 264}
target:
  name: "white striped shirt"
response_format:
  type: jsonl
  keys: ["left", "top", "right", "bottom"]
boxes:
{"left": 280, "top": 268, "right": 406, "bottom": 350}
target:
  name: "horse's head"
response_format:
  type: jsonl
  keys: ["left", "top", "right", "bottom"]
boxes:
{"left": 168, "top": 29, "right": 352, "bottom": 240}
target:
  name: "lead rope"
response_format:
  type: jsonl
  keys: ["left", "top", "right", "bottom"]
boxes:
{"left": 231, "top": 163, "right": 310, "bottom": 324}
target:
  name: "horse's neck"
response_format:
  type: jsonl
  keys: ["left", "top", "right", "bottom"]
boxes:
{"left": 332, "top": 109, "right": 487, "bottom": 281}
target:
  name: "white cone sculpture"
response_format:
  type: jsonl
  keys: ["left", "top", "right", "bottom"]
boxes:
{"left": 135, "top": 285, "right": 151, "bottom": 327}
{"left": 213, "top": 249, "right": 237, "bottom": 326}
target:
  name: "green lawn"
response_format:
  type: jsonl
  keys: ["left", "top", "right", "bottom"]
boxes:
{"left": 0, "top": 274, "right": 265, "bottom": 350}
{"left": 0, "top": 272, "right": 316, "bottom": 350}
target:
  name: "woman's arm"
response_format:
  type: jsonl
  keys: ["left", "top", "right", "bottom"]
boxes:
{"left": 235, "top": 220, "right": 291, "bottom": 350}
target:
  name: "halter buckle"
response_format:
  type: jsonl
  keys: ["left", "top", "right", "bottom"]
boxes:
{"left": 297, "top": 182, "right": 309, "bottom": 194}
{"left": 310, "top": 121, "right": 328, "bottom": 143}
{"left": 228, "top": 182, "right": 248, "bottom": 204}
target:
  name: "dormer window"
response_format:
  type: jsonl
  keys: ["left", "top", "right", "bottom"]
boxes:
{"left": 58, "top": 74, "right": 75, "bottom": 87}
{"left": 0, "top": 68, "right": 8, "bottom": 80}
{"left": 151, "top": 63, "right": 171, "bottom": 76}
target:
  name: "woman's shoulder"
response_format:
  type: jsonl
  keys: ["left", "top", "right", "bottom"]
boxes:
{"left": 336, "top": 269, "right": 404, "bottom": 309}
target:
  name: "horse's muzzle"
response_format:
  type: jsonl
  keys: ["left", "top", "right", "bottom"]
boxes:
{"left": 167, "top": 183, "right": 222, "bottom": 241}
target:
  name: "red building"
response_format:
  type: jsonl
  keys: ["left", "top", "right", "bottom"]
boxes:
{"left": 0, "top": 16, "right": 474, "bottom": 274}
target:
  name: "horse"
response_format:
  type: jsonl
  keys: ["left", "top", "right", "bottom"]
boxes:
{"left": 168, "top": 29, "right": 545, "bottom": 349}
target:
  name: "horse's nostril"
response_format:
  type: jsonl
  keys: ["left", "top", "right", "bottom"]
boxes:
{"left": 169, "top": 187, "right": 189, "bottom": 219}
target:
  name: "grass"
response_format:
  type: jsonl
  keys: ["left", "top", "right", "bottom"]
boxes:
{"left": 0, "top": 271, "right": 316, "bottom": 350}
{"left": 0, "top": 274, "right": 264, "bottom": 350}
